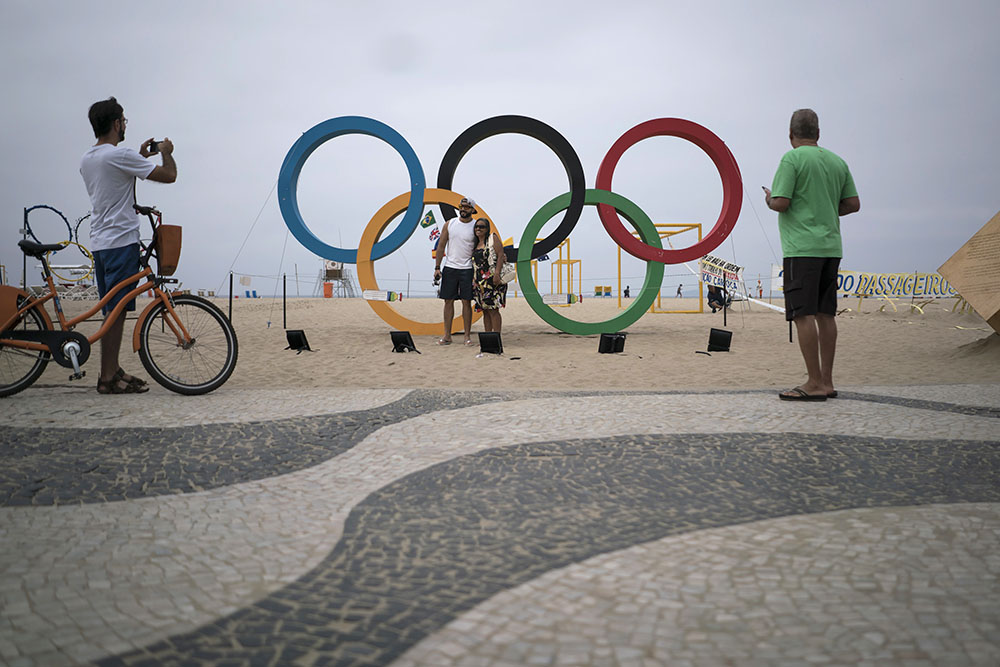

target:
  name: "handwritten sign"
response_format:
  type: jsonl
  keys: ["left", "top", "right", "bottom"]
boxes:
{"left": 700, "top": 255, "right": 743, "bottom": 292}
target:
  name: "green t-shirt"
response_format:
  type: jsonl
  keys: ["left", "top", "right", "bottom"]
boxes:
{"left": 771, "top": 145, "right": 858, "bottom": 257}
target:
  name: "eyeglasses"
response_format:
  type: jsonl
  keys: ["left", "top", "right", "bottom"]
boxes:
{"left": 120, "top": 117, "right": 128, "bottom": 126}
{"left": 474, "top": 225, "right": 488, "bottom": 230}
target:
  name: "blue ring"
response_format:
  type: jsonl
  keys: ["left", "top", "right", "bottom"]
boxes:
{"left": 277, "top": 116, "right": 425, "bottom": 264}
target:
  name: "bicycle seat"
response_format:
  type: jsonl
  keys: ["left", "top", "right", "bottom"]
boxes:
{"left": 18, "top": 239, "right": 66, "bottom": 258}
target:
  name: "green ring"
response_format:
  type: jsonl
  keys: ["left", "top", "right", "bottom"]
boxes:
{"left": 517, "top": 189, "right": 664, "bottom": 335}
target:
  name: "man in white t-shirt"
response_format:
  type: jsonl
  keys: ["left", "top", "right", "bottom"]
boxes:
{"left": 433, "top": 197, "right": 477, "bottom": 345}
{"left": 80, "top": 96, "right": 176, "bottom": 394}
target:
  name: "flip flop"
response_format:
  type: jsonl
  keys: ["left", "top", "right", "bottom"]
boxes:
{"left": 464, "top": 339, "right": 475, "bottom": 346}
{"left": 778, "top": 387, "right": 827, "bottom": 401}
{"left": 437, "top": 339, "right": 452, "bottom": 345}
{"left": 827, "top": 391, "right": 838, "bottom": 398}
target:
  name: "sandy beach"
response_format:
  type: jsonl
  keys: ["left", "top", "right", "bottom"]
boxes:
{"left": 38, "top": 294, "right": 1000, "bottom": 393}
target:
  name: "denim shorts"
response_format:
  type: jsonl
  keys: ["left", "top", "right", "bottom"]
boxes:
{"left": 94, "top": 243, "right": 141, "bottom": 316}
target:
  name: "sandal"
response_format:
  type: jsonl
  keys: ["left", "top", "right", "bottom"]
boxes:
{"left": 97, "top": 369, "right": 149, "bottom": 394}
{"left": 117, "top": 368, "right": 147, "bottom": 389}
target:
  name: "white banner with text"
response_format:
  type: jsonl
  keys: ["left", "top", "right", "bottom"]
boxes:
{"left": 769, "top": 265, "right": 957, "bottom": 298}
{"left": 700, "top": 255, "right": 744, "bottom": 292}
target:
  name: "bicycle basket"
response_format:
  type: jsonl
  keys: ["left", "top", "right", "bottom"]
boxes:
{"left": 154, "top": 224, "right": 182, "bottom": 276}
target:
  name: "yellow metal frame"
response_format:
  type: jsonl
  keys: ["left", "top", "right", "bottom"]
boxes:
{"left": 617, "top": 223, "right": 704, "bottom": 314}
{"left": 512, "top": 237, "right": 581, "bottom": 307}
{"left": 548, "top": 237, "right": 581, "bottom": 307}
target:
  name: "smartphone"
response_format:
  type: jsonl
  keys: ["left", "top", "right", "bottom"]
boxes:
{"left": 149, "top": 140, "right": 160, "bottom": 154}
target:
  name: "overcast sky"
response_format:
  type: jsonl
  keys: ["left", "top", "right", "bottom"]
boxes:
{"left": 3, "top": 0, "right": 998, "bottom": 300}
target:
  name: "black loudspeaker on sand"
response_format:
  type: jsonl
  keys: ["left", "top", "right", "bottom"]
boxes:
{"left": 285, "top": 329, "right": 311, "bottom": 354}
{"left": 708, "top": 328, "right": 732, "bottom": 352}
{"left": 391, "top": 331, "right": 420, "bottom": 353}
{"left": 598, "top": 332, "right": 626, "bottom": 353}
{"left": 478, "top": 331, "right": 503, "bottom": 355}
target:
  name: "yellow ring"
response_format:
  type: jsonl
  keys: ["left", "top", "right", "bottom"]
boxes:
{"left": 357, "top": 189, "right": 498, "bottom": 336}
{"left": 46, "top": 240, "right": 94, "bottom": 283}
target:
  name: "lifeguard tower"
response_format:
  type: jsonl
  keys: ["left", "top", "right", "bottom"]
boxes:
{"left": 617, "top": 223, "right": 704, "bottom": 313}
{"left": 320, "top": 260, "right": 358, "bottom": 298}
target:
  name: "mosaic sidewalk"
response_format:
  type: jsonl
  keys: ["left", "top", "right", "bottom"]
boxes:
{"left": 1, "top": 384, "right": 998, "bottom": 666}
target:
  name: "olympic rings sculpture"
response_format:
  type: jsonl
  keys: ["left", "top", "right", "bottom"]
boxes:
{"left": 24, "top": 204, "right": 95, "bottom": 283}
{"left": 277, "top": 115, "right": 742, "bottom": 336}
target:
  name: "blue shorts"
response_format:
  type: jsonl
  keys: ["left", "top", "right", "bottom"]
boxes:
{"left": 94, "top": 243, "right": 141, "bottom": 316}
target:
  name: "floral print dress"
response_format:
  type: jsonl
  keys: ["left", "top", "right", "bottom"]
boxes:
{"left": 472, "top": 234, "right": 508, "bottom": 311}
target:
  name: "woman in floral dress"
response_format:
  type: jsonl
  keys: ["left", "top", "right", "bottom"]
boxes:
{"left": 471, "top": 218, "right": 507, "bottom": 333}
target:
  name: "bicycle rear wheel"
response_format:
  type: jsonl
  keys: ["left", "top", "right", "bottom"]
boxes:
{"left": 0, "top": 299, "right": 51, "bottom": 398}
{"left": 138, "top": 294, "right": 238, "bottom": 395}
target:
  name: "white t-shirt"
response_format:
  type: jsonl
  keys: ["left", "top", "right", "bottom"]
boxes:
{"left": 80, "top": 144, "right": 155, "bottom": 251}
{"left": 443, "top": 217, "right": 475, "bottom": 269}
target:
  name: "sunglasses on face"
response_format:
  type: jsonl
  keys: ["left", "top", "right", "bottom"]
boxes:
{"left": 474, "top": 225, "right": 488, "bottom": 230}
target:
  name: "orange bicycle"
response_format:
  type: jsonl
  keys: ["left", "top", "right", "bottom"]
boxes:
{"left": 0, "top": 206, "right": 238, "bottom": 397}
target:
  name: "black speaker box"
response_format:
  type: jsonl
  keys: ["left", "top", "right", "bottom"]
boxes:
{"left": 285, "top": 329, "right": 311, "bottom": 353}
{"left": 598, "top": 332, "right": 626, "bottom": 353}
{"left": 478, "top": 331, "right": 503, "bottom": 355}
{"left": 708, "top": 328, "right": 732, "bottom": 352}
{"left": 390, "top": 331, "right": 419, "bottom": 353}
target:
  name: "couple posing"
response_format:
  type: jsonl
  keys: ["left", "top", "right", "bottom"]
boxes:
{"left": 432, "top": 197, "right": 507, "bottom": 345}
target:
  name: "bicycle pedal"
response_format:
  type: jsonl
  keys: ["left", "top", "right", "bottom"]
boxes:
{"left": 69, "top": 371, "right": 87, "bottom": 381}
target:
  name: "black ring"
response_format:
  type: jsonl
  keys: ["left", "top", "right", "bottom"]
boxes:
{"left": 74, "top": 213, "right": 91, "bottom": 244}
{"left": 23, "top": 204, "right": 72, "bottom": 244}
{"left": 436, "top": 115, "right": 586, "bottom": 260}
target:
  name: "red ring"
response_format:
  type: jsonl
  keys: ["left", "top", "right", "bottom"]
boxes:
{"left": 595, "top": 118, "right": 742, "bottom": 264}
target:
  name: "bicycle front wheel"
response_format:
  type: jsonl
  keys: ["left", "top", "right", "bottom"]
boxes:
{"left": 138, "top": 294, "right": 238, "bottom": 395}
{"left": 0, "top": 299, "right": 51, "bottom": 398}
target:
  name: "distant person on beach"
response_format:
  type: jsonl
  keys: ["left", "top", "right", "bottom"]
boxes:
{"left": 433, "top": 197, "right": 477, "bottom": 345}
{"left": 623, "top": 285, "right": 630, "bottom": 299}
{"left": 676, "top": 284, "right": 683, "bottom": 298}
{"left": 471, "top": 218, "right": 507, "bottom": 333}
{"left": 765, "top": 108, "right": 860, "bottom": 401}
{"left": 80, "top": 96, "right": 176, "bottom": 394}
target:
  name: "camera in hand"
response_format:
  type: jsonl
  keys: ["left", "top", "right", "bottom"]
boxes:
{"left": 149, "top": 140, "right": 160, "bottom": 154}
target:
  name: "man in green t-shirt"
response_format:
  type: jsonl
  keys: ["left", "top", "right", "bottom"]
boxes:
{"left": 764, "top": 108, "right": 860, "bottom": 401}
